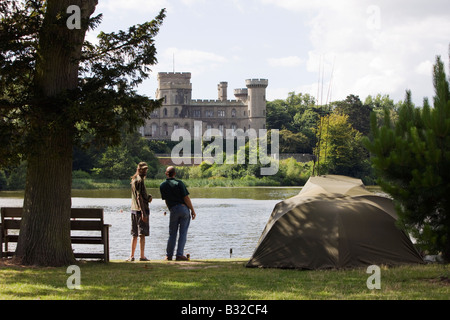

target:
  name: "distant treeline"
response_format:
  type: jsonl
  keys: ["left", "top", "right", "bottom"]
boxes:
{"left": 0, "top": 92, "right": 399, "bottom": 190}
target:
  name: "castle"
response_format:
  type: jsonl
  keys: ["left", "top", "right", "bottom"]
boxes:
{"left": 140, "top": 72, "right": 268, "bottom": 139}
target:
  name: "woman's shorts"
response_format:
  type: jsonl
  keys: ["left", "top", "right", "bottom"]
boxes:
{"left": 131, "top": 210, "right": 149, "bottom": 237}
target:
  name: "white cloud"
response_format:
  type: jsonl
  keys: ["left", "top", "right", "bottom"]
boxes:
{"left": 97, "top": 0, "right": 170, "bottom": 13}
{"left": 259, "top": 0, "right": 450, "bottom": 103}
{"left": 415, "top": 60, "right": 434, "bottom": 76}
{"left": 268, "top": 56, "right": 304, "bottom": 68}
{"left": 167, "top": 47, "right": 227, "bottom": 65}
{"left": 159, "top": 47, "right": 228, "bottom": 75}
{"left": 180, "top": 0, "right": 206, "bottom": 6}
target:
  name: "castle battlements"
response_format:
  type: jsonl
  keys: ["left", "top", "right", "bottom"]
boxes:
{"left": 191, "top": 99, "right": 243, "bottom": 105}
{"left": 158, "top": 72, "right": 192, "bottom": 76}
{"left": 245, "top": 79, "right": 269, "bottom": 88}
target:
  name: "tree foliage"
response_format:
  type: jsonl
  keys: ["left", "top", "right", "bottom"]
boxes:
{"left": 91, "top": 132, "right": 160, "bottom": 180}
{"left": 266, "top": 92, "right": 323, "bottom": 153}
{"left": 315, "top": 113, "right": 372, "bottom": 180}
{"left": 0, "top": 1, "right": 165, "bottom": 164}
{"left": 0, "top": 0, "right": 165, "bottom": 266}
{"left": 333, "top": 94, "right": 372, "bottom": 136}
{"left": 365, "top": 55, "right": 450, "bottom": 260}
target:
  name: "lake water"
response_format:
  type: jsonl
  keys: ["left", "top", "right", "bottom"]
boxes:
{"left": 0, "top": 187, "right": 302, "bottom": 261}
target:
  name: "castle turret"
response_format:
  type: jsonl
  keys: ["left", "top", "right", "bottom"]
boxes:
{"left": 156, "top": 72, "right": 192, "bottom": 105}
{"left": 246, "top": 79, "right": 268, "bottom": 130}
{"left": 234, "top": 88, "right": 248, "bottom": 102}
{"left": 218, "top": 82, "right": 227, "bottom": 101}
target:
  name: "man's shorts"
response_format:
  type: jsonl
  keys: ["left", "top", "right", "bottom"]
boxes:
{"left": 131, "top": 210, "right": 149, "bottom": 237}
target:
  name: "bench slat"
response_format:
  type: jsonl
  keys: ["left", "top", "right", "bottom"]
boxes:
{"left": 4, "top": 235, "right": 19, "bottom": 242}
{"left": 74, "top": 252, "right": 106, "bottom": 259}
{"left": 3, "top": 220, "right": 21, "bottom": 229}
{"left": 71, "top": 236, "right": 104, "bottom": 244}
{"left": 71, "top": 208, "right": 104, "bottom": 219}
{"left": 1, "top": 207, "right": 22, "bottom": 218}
{"left": 70, "top": 220, "right": 103, "bottom": 230}
{"left": 1, "top": 207, "right": 105, "bottom": 219}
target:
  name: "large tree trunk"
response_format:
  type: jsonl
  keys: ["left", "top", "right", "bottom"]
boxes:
{"left": 15, "top": 0, "right": 98, "bottom": 266}
{"left": 17, "top": 131, "right": 75, "bottom": 266}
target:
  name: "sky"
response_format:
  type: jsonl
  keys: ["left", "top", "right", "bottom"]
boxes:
{"left": 88, "top": 0, "right": 450, "bottom": 106}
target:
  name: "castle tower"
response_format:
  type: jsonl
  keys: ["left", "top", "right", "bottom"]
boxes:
{"left": 218, "top": 82, "right": 227, "bottom": 101}
{"left": 234, "top": 88, "right": 248, "bottom": 102}
{"left": 246, "top": 79, "right": 268, "bottom": 130}
{"left": 156, "top": 72, "right": 192, "bottom": 105}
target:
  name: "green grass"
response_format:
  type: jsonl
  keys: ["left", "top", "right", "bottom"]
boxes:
{"left": 0, "top": 259, "right": 448, "bottom": 300}
{"left": 71, "top": 177, "right": 281, "bottom": 189}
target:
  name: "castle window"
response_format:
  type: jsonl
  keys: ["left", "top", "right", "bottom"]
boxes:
{"left": 218, "top": 110, "right": 225, "bottom": 117}
{"left": 205, "top": 124, "right": 213, "bottom": 139}
{"left": 231, "top": 109, "right": 236, "bottom": 118}
{"left": 174, "top": 108, "right": 179, "bottom": 116}
{"left": 205, "top": 110, "right": 213, "bottom": 117}
{"left": 151, "top": 123, "right": 158, "bottom": 136}
{"left": 163, "top": 123, "right": 168, "bottom": 136}
{"left": 163, "top": 108, "right": 168, "bottom": 117}
{"left": 193, "top": 110, "right": 201, "bottom": 117}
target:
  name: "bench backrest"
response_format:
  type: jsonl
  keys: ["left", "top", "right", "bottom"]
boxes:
{"left": 1, "top": 207, "right": 22, "bottom": 233}
{"left": 1, "top": 207, "right": 109, "bottom": 261}
{"left": 1, "top": 207, "right": 105, "bottom": 231}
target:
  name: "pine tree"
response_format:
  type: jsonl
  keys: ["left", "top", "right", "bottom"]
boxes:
{"left": 365, "top": 55, "right": 450, "bottom": 261}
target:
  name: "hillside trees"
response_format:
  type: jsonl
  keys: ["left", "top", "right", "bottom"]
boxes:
{"left": 266, "top": 91, "right": 379, "bottom": 181}
{"left": 266, "top": 92, "right": 324, "bottom": 154}
{"left": 0, "top": 0, "right": 165, "bottom": 266}
{"left": 314, "top": 113, "right": 371, "bottom": 179}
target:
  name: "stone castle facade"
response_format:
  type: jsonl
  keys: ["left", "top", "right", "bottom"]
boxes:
{"left": 140, "top": 72, "right": 268, "bottom": 139}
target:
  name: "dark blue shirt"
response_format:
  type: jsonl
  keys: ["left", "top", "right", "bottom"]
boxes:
{"left": 160, "top": 178, "right": 189, "bottom": 209}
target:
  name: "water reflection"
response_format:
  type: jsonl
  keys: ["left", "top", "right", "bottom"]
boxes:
{"left": 68, "top": 186, "right": 302, "bottom": 200}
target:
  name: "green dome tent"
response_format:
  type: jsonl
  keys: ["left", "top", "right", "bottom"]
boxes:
{"left": 246, "top": 175, "right": 424, "bottom": 269}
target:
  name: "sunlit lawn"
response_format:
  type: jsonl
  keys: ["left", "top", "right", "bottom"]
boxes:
{"left": 0, "top": 259, "right": 448, "bottom": 300}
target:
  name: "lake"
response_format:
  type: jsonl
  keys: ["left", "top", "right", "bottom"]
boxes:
{"left": 0, "top": 187, "right": 302, "bottom": 261}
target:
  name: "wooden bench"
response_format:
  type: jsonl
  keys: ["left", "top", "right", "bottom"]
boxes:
{"left": 0, "top": 207, "right": 110, "bottom": 262}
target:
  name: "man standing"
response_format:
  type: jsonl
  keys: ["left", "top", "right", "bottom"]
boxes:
{"left": 160, "top": 166, "right": 196, "bottom": 261}
{"left": 127, "top": 162, "right": 152, "bottom": 262}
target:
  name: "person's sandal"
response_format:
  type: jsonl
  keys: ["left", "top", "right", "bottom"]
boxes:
{"left": 126, "top": 257, "right": 135, "bottom": 262}
{"left": 140, "top": 257, "right": 150, "bottom": 261}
